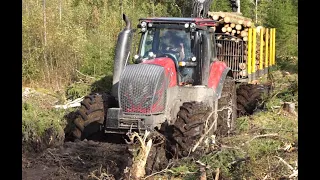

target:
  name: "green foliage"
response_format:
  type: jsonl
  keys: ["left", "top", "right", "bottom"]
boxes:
{"left": 22, "top": 101, "right": 69, "bottom": 143}
{"left": 22, "top": 0, "right": 181, "bottom": 89}
{"left": 265, "top": 70, "right": 298, "bottom": 110}
{"left": 65, "top": 81, "right": 92, "bottom": 100}
{"left": 264, "top": 0, "right": 298, "bottom": 56}
{"left": 211, "top": 0, "right": 233, "bottom": 12}
{"left": 235, "top": 116, "right": 250, "bottom": 133}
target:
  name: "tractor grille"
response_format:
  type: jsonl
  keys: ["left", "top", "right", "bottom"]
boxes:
{"left": 215, "top": 33, "right": 246, "bottom": 80}
{"left": 119, "top": 64, "right": 168, "bottom": 115}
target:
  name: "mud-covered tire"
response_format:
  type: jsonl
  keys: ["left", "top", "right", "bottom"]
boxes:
{"left": 216, "top": 76, "right": 237, "bottom": 136}
{"left": 169, "top": 102, "right": 211, "bottom": 158}
{"left": 236, "top": 83, "right": 268, "bottom": 116}
{"left": 72, "top": 93, "right": 117, "bottom": 140}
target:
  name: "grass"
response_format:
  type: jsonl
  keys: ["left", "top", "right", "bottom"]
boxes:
{"left": 22, "top": 87, "right": 78, "bottom": 152}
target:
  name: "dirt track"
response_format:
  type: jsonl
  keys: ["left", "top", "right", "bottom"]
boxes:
{"left": 22, "top": 139, "right": 132, "bottom": 180}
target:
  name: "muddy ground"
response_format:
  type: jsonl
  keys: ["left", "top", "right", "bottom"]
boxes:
{"left": 22, "top": 136, "right": 133, "bottom": 180}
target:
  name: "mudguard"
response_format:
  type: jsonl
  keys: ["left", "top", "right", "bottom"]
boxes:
{"left": 142, "top": 57, "right": 178, "bottom": 87}
{"left": 207, "top": 61, "right": 231, "bottom": 99}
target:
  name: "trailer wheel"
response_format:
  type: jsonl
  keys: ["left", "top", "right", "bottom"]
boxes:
{"left": 72, "top": 93, "right": 117, "bottom": 140}
{"left": 236, "top": 83, "right": 268, "bottom": 116}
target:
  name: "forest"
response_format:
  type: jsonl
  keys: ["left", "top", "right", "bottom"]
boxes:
{"left": 22, "top": 0, "right": 297, "bottom": 91}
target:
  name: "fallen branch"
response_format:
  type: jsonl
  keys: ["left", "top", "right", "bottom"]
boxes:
{"left": 53, "top": 96, "right": 84, "bottom": 109}
{"left": 228, "top": 156, "right": 250, "bottom": 166}
{"left": 196, "top": 160, "right": 211, "bottom": 180}
{"left": 142, "top": 162, "right": 173, "bottom": 180}
{"left": 275, "top": 156, "right": 298, "bottom": 179}
{"left": 215, "top": 168, "right": 220, "bottom": 180}
{"left": 242, "top": 133, "right": 279, "bottom": 146}
{"left": 275, "top": 156, "right": 293, "bottom": 170}
{"left": 75, "top": 69, "right": 96, "bottom": 79}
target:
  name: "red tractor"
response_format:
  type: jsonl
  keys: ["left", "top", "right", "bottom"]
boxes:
{"left": 71, "top": 2, "right": 275, "bottom": 157}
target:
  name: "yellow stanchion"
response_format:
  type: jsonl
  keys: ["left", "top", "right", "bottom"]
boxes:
{"left": 273, "top": 28, "right": 276, "bottom": 65}
{"left": 259, "top": 28, "right": 264, "bottom": 70}
{"left": 247, "top": 28, "right": 252, "bottom": 77}
{"left": 252, "top": 28, "right": 256, "bottom": 75}
{"left": 265, "top": 28, "right": 269, "bottom": 68}
{"left": 269, "top": 28, "right": 273, "bottom": 67}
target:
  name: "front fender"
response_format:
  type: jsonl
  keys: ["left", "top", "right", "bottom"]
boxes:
{"left": 208, "top": 61, "right": 231, "bottom": 99}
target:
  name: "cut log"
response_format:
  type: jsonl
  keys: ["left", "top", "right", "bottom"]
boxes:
{"left": 208, "top": 11, "right": 253, "bottom": 26}
{"left": 224, "top": 23, "right": 230, "bottom": 28}
{"left": 224, "top": 16, "right": 230, "bottom": 23}
{"left": 232, "top": 29, "right": 236, "bottom": 34}
{"left": 222, "top": 27, "right": 227, "bottom": 32}
{"left": 212, "top": 14, "right": 219, "bottom": 20}
{"left": 227, "top": 27, "right": 232, "bottom": 32}
{"left": 237, "top": 30, "right": 241, "bottom": 34}
{"left": 240, "top": 31, "right": 247, "bottom": 37}
{"left": 230, "top": 23, "right": 235, "bottom": 28}
{"left": 245, "top": 21, "right": 252, "bottom": 27}
{"left": 235, "top": 24, "right": 242, "bottom": 30}
{"left": 239, "top": 69, "right": 247, "bottom": 77}
{"left": 239, "top": 63, "right": 246, "bottom": 70}
{"left": 243, "top": 36, "right": 248, "bottom": 41}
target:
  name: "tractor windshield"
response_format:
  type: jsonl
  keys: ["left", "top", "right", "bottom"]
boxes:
{"left": 139, "top": 28, "right": 194, "bottom": 62}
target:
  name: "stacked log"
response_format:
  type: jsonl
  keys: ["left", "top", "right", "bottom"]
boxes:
{"left": 208, "top": 11, "right": 254, "bottom": 41}
{"left": 208, "top": 11, "right": 256, "bottom": 78}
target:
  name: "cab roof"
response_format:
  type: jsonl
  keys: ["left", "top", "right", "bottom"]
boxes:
{"left": 139, "top": 17, "right": 216, "bottom": 27}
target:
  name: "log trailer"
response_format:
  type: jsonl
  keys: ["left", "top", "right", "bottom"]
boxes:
{"left": 71, "top": 1, "right": 276, "bottom": 157}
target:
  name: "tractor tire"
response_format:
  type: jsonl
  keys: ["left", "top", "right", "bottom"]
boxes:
{"left": 72, "top": 92, "right": 117, "bottom": 140}
{"left": 168, "top": 77, "right": 237, "bottom": 158}
{"left": 236, "top": 83, "right": 268, "bottom": 116}
{"left": 169, "top": 101, "right": 211, "bottom": 158}
{"left": 216, "top": 76, "right": 237, "bottom": 136}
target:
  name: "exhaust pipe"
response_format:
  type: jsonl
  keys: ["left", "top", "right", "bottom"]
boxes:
{"left": 112, "top": 14, "right": 134, "bottom": 99}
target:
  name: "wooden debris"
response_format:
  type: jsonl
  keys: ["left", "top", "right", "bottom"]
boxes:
{"left": 283, "top": 102, "right": 297, "bottom": 116}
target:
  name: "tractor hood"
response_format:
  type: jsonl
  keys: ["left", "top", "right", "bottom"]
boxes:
{"left": 118, "top": 63, "right": 169, "bottom": 114}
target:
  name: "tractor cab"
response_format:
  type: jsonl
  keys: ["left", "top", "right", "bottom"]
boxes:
{"left": 133, "top": 17, "right": 218, "bottom": 86}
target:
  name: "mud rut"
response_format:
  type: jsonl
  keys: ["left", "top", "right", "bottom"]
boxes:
{"left": 22, "top": 83, "right": 270, "bottom": 180}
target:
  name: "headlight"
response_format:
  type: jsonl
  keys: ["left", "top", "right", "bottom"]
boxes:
{"left": 190, "top": 23, "right": 196, "bottom": 29}
{"left": 148, "top": 22, "right": 153, "bottom": 27}
{"left": 141, "top": 27, "right": 147, "bottom": 32}
{"left": 184, "top": 23, "right": 189, "bottom": 28}
{"left": 141, "top": 21, "right": 147, "bottom": 28}
{"left": 179, "top": 61, "right": 186, "bottom": 66}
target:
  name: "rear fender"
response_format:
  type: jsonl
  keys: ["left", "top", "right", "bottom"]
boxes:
{"left": 208, "top": 61, "right": 232, "bottom": 99}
